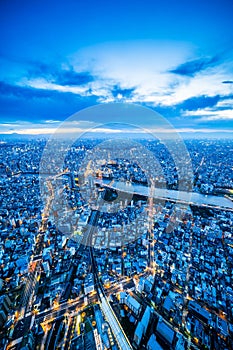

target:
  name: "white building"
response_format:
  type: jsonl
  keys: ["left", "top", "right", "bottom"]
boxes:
{"left": 134, "top": 322, "right": 144, "bottom": 346}
{"left": 119, "top": 292, "right": 127, "bottom": 304}
{"left": 147, "top": 334, "right": 163, "bottom": 350}
{"left": 134, "top": 306, "right": 151, "bottom": 346}
{"left": 125, "top": 295, "right": 141, "bottom": 316}
{"left": 84, "top": 273, "right": 95, "bottom": 295}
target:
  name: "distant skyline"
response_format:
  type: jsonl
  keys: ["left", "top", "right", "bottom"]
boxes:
{"left": 0, "top": 0, "right": 233, "bottom": 135}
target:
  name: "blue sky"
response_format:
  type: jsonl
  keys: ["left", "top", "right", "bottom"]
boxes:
{"left": 0, "top": 0, "right": 232, "bottom": 135}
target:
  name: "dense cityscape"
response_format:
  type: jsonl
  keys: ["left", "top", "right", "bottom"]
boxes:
{"left": 0, "top": 137, "right": 232, "bottom": 350}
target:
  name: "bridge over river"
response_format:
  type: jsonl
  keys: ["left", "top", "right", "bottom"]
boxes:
{"left": 96, "top": 179, "right": 233, "bottom": 212}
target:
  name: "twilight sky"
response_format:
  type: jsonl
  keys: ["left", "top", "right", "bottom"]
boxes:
{"left": 0, "top": 0, "right": 232, "bottom": 135}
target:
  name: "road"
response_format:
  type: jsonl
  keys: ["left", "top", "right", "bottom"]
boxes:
{"left": 35, "top": 207, "right": 133, "bottom": 350}
{"left": 88, "top": 209, "right": 133, "bottom": 350}
{"left": 7, "top": 176, "right": 56, "bottom": 349}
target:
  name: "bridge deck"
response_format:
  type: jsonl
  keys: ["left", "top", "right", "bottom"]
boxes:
{"left": 96, "top": 180, "right": 233, "bottom": 211}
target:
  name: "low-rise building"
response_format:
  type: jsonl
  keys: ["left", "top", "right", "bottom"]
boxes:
{"left": 125, "top": 294, "right": 141, "bottom": 316}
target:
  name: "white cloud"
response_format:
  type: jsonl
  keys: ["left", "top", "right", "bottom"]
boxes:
{"left": 71, "top": 40, "right": 191, "bottom": 102}
{"left": 15, "top": 40, "right": 233, "bottom": 127}
{"left": 19, "top": 78, "right": 90, "bottom": 95}
{"left": 1, "top": 116, "right": 232, "bottom": 135}
{"left": 216, "top": 98, "right": 233, "bottom": 108}
{"left": 158, "top": 64, "right": 233, "bottom": 106}
{"left": 183, "top": 108, "right": 233, "bottom": 120}
{"left": 71, "top": 41, "right": 233, "bottom": 106}
{"left": 44, "top": 119, "right": 61, "bottom": 124}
